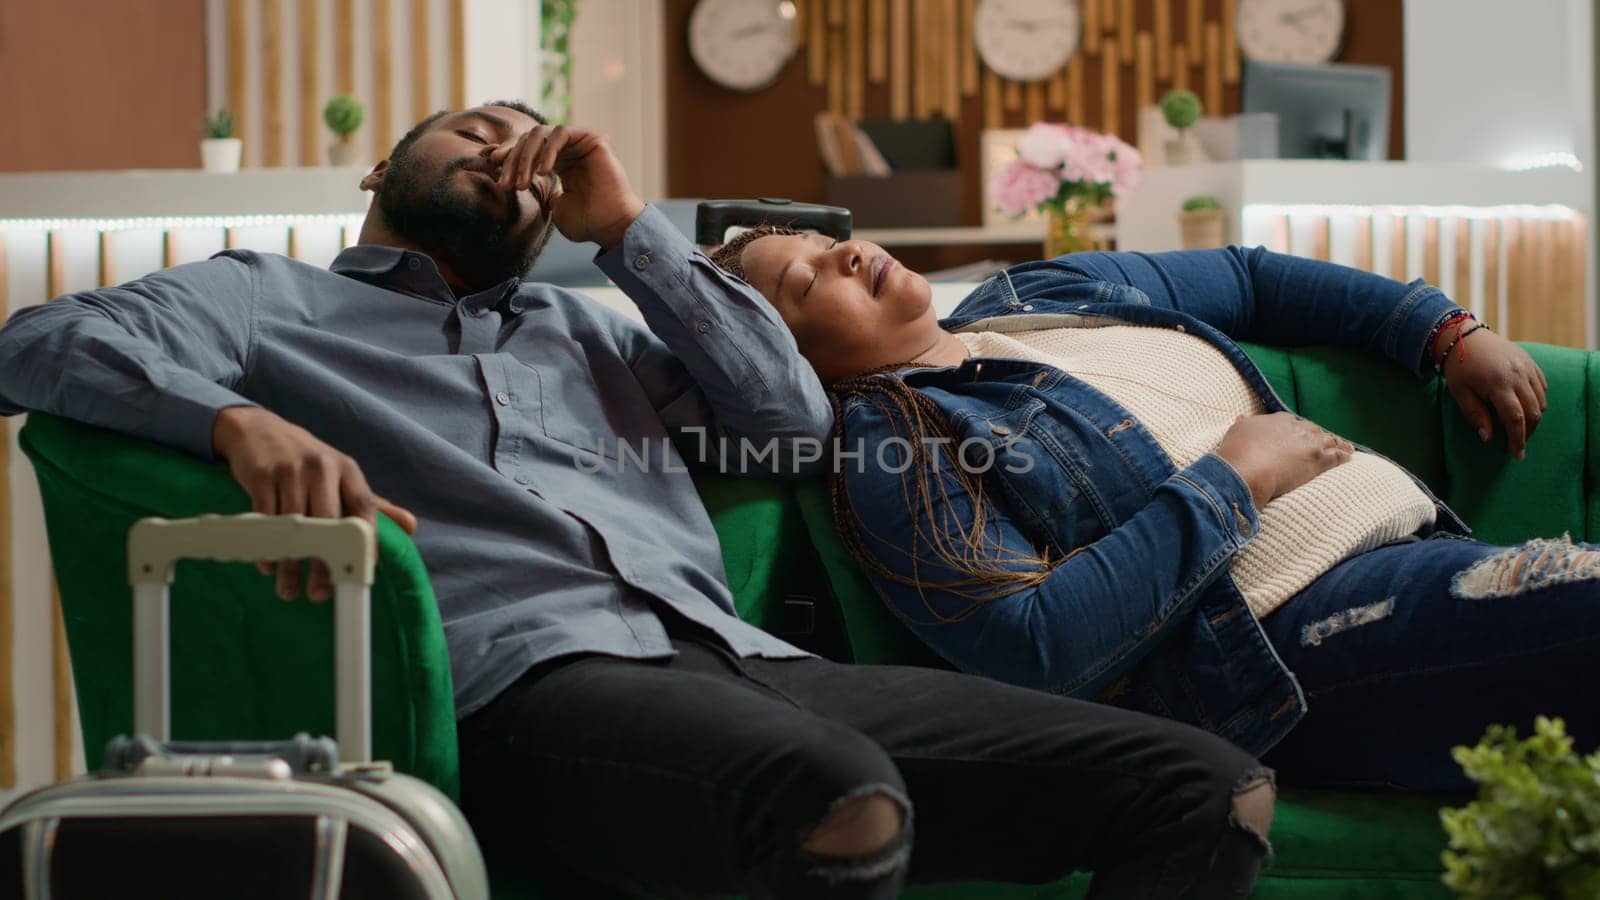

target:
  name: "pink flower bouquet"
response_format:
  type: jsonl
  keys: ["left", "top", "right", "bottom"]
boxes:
{"left": 990, "top": 122, "right": 1142, "bottom": 218}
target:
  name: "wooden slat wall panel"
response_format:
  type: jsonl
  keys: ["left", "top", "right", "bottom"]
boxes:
{"left": 847, "top": 0, "right": 866, "bottom": 119}
{"left": 449, "top": 0, "right": 465, "bottom": 107}
{"left": 1172, "top": 44, "right": 1189, "bottom": 90}
{"left": 1004, "top": 78, "right": 1022, "bottom": 111}
{"left": 1422, "top": 217, "right": 1440, "bottom": 286}
{"left": 51, "top": 587, "right": 70, "bottom": 782}
{"left": 1482, "top": 219, "right": 1500, "bottom": 333}
{"left": 1569, "top": 218, "right": 1589, "bottom": 346}
{"left": 1119, "top": 0, "right": 1134, "bottom": 58}
{"left": 1504, "top": 219, "right": 1524, "bottom": 340}
{"left": 1222, "top": 0, "right": 1239, "bottom": 83}
{"left": 870, "top": 0, "right": 890, "bottom": 83}
{"left": 263, "top": 0, "right": 284, "bottom": 167}
{"left": 1135, "top": 32, "right": 1153, "bottom": 110}
{"left": 1453, "top": 218, "right": 1471, "bottom": 310}
{"left": 1026, "top": 81, "right": 1045, "bottom": 125}
{"left": 1535, "top": 219, "right": 1558, "bottom": 344}
{"left": 227, "top": 0, "right": 249, "bottom": 158}
{"left": 1551, "top": 220, "right": 1578, "bottom": 347}
{"left": 412, "top": 0, "right": 432, "bottom": 121}
{"left": 338, "top": 0, "right": 357, "bottom": 93}
{"left": 1203, "top": 23, "right": 1221, "bottom": 116}
{"left": 1186, "top": 0, "right": 1202, "bottom": 57}
{"left": 809, "top": 0, "right": 827, "bottom": 84}
{"left": 1389, "top": 215, "right": 1407, "bottom": 281}
{"left": 0, "top": 231, "right": 12, "bottom": 790}
{"left": 1101, "top": 42, "right": 1119, "bottom": 136}
{"left": 890, "top": 0, "right": 910, "bottom": 117}
{"left": 373, "top": 0, "right": 393, "bottom": 155}
{"left": 299, "top": 0, "right": 321, "bottom": 165}
{"left": 1267, "top": 215, "right": 1289, "bottom": 253}
{"left": 983, "top": 69, "right": 1001, "bottom": 128}
{"left": 1084, "top": 0, "right": 1100, "bottom": 54}
{"left": 941, "top": 0, "right": 958, "bottom": 118}
{"left": 959, "top": 0, "right": 977, "bottom": 94}
{"left": 97, "top": 232, "right": 115, "bottom": 288}
{"left": 1067, "top": 55, "right": 1084, "bottom": 125}
{"left": 1154, "top": 0, "right": 1172, "bottom": 79}
{"left": 1311, "top": 217, "right": 1330, "bottom": 261}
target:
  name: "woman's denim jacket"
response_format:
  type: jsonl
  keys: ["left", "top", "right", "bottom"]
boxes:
{"left": 838, "top": 246, "right": 1469, "bottom": 754}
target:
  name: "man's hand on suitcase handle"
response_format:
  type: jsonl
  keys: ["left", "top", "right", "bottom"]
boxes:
{"left": 211, "top": 406, "right": 418, "bottom": 601}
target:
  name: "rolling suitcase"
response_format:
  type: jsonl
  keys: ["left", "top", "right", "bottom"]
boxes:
{"left": 0, "top": 514, "right": 489, "bottom": 900}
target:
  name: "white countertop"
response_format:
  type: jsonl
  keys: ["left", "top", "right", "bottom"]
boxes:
{"left": 0, "top": 167, "right": 372, "bottom": 219}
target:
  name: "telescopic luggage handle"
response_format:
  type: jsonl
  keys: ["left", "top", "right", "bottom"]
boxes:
{"left": 694, "top": 198, "right": 853, "bottom": 247}
{"left": 126, "top": 514, "right": 378, "bottom": 764}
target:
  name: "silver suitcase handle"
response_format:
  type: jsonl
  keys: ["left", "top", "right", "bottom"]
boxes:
{"left": 126, "top": 514, "right": 378, "bottom": 763}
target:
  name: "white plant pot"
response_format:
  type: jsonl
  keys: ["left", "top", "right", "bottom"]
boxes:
{"left": 328, "top": 141, "right": 360, "bottom": 167}
{"left": 200, "top": 138, "right": 243, "bottom": 173}
{"left": 1164, "top": 132, "right": 1210, "bottom": 166}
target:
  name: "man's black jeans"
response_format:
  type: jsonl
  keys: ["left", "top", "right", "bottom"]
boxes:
{"left": 459, "top": 613, "right": 1271, "bottom": 899}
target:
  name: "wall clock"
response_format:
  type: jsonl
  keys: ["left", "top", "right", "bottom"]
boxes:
{"left": 688, "top": 0, "right": 799, "bottom": 92}
{"left": 972, "top": 0, "right": 1081, "bottom": 83}
{"left": 1235, "top": 0, "right": 1346, "bottom": 65}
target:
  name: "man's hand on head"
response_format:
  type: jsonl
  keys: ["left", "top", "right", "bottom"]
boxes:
{"left": 486, "top": 124, "right": 645, "bottom": 251}
{"left": 210, "top": 406, "right": 418, "bottom": 602}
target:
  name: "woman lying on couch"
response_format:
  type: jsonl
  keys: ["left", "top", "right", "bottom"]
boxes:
{"left": 709, "top": 230, "right": 1597, "bottom": 791}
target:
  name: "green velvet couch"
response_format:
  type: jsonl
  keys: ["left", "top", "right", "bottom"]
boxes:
{"left": 22, "top": 339, "right": 1599, "bottom": 898}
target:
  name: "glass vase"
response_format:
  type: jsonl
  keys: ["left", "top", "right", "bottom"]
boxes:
{"left": 1044, "top": 205, "right": 1094, "bottom": 259}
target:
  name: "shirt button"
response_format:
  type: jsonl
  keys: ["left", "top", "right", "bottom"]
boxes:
{"left": 633, "top": 253, "right": 652, "bottom": 271}
{"left": 495, "top": 391, "right": 510, "bottom": 406}
{"left": 407, "top": 258, "right": 421, "bottom": 271}
{"left": 696, "top": 320, "right": 711, "bottom": 334}
{"left": 514, "top": 474, "right": 530, "bottom": 485}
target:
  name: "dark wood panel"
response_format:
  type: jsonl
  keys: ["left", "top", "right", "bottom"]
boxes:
{"left": 665, "top": 0, "right": 1405, "bottom": 223}
{"left": 0, "top": 0, "right": 208, "bottom": 171}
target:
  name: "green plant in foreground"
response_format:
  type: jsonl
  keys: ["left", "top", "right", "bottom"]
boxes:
{"left": 1161, "top": 89, "right": 1203, "bottom": 131}
{"left": 323, "top": 95, "right": 365, "bottom": 141}
{"left": 1441, "top": 717, "right": 1600, "bottom": 899}
{"left": 202, "top": 108, "right": 235, "bottom": 140}
{"left": 1182, "top": 195, "right": 1221, "bottom": 213}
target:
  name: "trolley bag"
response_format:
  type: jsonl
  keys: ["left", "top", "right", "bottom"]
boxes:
{"left": 0, "top": 514, "right": 489, "bottom": 900}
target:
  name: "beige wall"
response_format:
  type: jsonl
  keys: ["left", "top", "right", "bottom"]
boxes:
{"left": 0, "top": 0, "right": 208, "bottom": 172}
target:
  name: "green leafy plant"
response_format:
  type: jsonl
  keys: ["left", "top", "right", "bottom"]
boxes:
{"left": 540, "top": 0, "right": 578, "bottom": 124}
{"left": 323, "top": 95, "right": 365, "bottom": 142}
{"left": 1182, "top": 194, "right": 1222, "bottom": 213}
{"left": 1161, "top": 89, "right": 1203, "bottom": 131}
{"left": 1441, "top": 717, "right": 1600, "bottom": 899}
{"left": 201, "top": 108, "right": 235, "bottom": 140}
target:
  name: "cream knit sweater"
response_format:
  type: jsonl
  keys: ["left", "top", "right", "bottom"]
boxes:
{"left": 956, "top": 325, "right": 1435, "bottom": 617}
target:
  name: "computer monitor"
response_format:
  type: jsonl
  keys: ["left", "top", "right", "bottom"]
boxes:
{"left": 1241, "top": 61, "right": 1391, "bottom": 161}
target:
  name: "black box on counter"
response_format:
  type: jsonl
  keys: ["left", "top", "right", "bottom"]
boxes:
{"left": 824, "top": 171, "right": 964, "bottom": 228}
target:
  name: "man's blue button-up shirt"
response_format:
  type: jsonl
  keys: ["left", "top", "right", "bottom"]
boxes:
{"left": 0, "top": 206, "right": 832, "bottom": 716}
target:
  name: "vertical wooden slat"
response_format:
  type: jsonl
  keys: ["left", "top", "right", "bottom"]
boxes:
{"left": 847, "top": 0, "right": 866, "bottom": 119}
{"left": 162, "top": 231, "right": 178, "bottom": 269}
{"left": 1004, "top": 78, "right": 1022, "bottom": 111}
{"left": 1084, "top": 0, "right": 1100, "bottom": 54}
{"left": 809, "top": 0, "right": 827, "bottom": 84}
{"left": 1172, "top": 44, "right": 1189, "bottom": 91}
{"left": 828, "top": 0, "right": 844, "bottom": 24}
{"left": 1550, "top": 220, "right": 1578, "bottom": 347}
{"left": 287, "top": 226, "right": 302, "bottom": 261}
{"left": 262, "top": 0, "right": 284, "bottom": 167}
{"left": 1503, "top": 218, "right": 1524, "bottom": 341}
{"left": 1267, "top": 215, "right": 1290, "bottom": 254}
{"left": 52, "top": 585, "right": 71, "bottom": 782}
{"left": 1570, "top": 217, "right": 1589, "bottom": 347}
{"left": 941, "top": 0, "right": 959, "bottom": 119}
{"left": 1222, "top": 0, "right": 1240, "bottom": 83}
{"left": 300, "top": 0, "right": 321, "bottom": 165}
{"left": 912, "top": 0, "right": 928, "bottom": 117}
{"left": 1311, "top": 216, "right": 1330, "bottom": 261}
{"left": 338, "top": 0, "right": 357, "bottom": 94}
{"left": 829, "top": 24, "right": 846, "bottom": 116}
{"left": 1101, "top": 42, "right": 1120, "bottom": 136}
{"left": 1354, "top": 215, "right": 1373, "bottom": 271}
{"left": 227, "top": 0, "right": 249, "bottom": 161}
{"left": 1535, "top": 219, "right": 1559, "bottom": 344}
{"left": 97, "top": 232, "right": 114, "bottom": 287}
{"left": 1102, "top": 0, "right": 1116, "bottom": 29}
{"left": 225, "top": 228, "right": 242, "bottom": 250}
{"left": 1186, "top": 0, "right": 1202, "bottom": 58}
{"left": 795, "top": 0, "right": 806, "bottom": 47}
{"left": 1135, "top": 31, "right": 1153, "bottom": 110}
{"left": 1048, "top": 63, "right": 1067, "bottom": 110}
{"left": 1067, "top": 55, "right": 1085, "bottom": 125}
{"left": 959, "top": 0, "right": 977, "bottom": 95}
{"left": 46, "top": 232, "right": 66, "bottom": 301}
{"left": 0, "top": 231, "right": 13, "bottom": 790}
{"left": 1154, "top": 0, "right": 1172, "bottom": 79}
{"left": 983, "top": 68, "right": 1002, "bottom": 129}
{"left": 1390, "top": 215, "right": 1408, "bottom": 281}
{"left": 891, "top": 0, "right": 911, "bottom": 118}
{"left": 1453, "top": 218, "right": 1471, "bottom": 308}
{"left": 1119, "top": 0, "right": 1134, "bottom": 58}
{"left": 1423, "top": 217, "right": 1440, "bottom": 286}
{"left": 411, "top": 0, "right": 432, "bottom": 121}
{"left": 1025, "top": 81, "right": 1045, "bottom": 125}
{"left": 1203, "top": 23, "right": 1222, "bottom": 116}
{"left": 1479, "top": 218, "right": 1500, "bottom": 333}
{"left": 1482, "top": 219, "right": 1501, "bottom": 333}
{"left": 372, "top": 0, "right": 393, "bottom": 154}
{"left": 448, "top": 0, "right": 465, "bottom": 107}
{"left": 869, "top": 0, "right": 889, "bottom": 83}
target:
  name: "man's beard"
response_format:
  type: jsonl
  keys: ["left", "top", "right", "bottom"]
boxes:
{"left": 377, "top": 152, "right": 549, "bottom": 291}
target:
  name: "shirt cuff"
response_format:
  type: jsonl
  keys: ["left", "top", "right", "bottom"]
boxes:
{"left": 155, "top": 374, "right": 261, "bottom": 462}
{"left": 593, "top": 204, "right": 693, "bottom": 291}
{"left": 1179, "top": 453, "right": 1261, "bottom": 545}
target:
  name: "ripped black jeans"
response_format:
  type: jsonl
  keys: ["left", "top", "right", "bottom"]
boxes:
{"left": 458, "top": 611, "right": 1270, "bottom": 900}
{"left": 1263, "top": 532, "right": 1600, "bottom": 790}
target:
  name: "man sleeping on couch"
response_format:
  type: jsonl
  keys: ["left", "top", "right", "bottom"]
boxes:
{"left": 0, "top": 102, "right": 1272, "bottom": 899}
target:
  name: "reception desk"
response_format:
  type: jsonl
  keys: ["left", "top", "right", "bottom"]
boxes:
{"left": 1116, "top": 161, "right": 1593, "bottom": 349}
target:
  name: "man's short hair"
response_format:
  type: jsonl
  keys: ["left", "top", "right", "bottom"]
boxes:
{"left": 388, "top": 100, "right": 549, "bottom": 161}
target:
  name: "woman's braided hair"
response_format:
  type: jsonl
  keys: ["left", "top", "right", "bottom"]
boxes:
{"left": 708, "top": 225, "right": 1057, "bottom": 621}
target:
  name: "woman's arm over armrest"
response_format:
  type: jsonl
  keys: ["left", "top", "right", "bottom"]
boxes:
{"left": 840, "top": 402, "right": 1258, "bottom": 696}
{"left": 0, "top": 254, "right": 258, "bottom": 460}
{"left": 1057, "top": 246, "right": 1462, "bottom": 373}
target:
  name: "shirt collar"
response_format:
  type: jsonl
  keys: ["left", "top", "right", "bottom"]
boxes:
{"left": 331, "top": 244, "right": 458, "bottom": 305}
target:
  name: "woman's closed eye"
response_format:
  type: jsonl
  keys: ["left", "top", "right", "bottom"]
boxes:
{"left": 799, "top": 240, "right": 839, "bottom": 298}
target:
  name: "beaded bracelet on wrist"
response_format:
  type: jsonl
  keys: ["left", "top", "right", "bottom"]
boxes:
{"left": 1435, "top": 323, "right": 1489, "bottom": 376}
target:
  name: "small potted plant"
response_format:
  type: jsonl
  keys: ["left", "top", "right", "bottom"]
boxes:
{"left": 200, "top": 108, "right": 242, "bottom": 173}
{"left": 1161, "top": 89, "right": 1208, "bottom": 166}
{"left": 1441, "top": 717, "right": 1600, "bottom": 899}
{"left": 323, "top": 95, "right": 365, "bottom": 166}
{"left": 1178, "top": 194, "right": 1225, "bottom": 249}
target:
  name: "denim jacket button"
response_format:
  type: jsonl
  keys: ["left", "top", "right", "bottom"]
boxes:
{"left": 1176, "top": 324, "right": 1187, "bottom": 333}
{"left": 989, "top": 422, "right": 1012, "bottom": 436}
{"left": 1233, "top": 503, "right": 1253, "bottom": 536}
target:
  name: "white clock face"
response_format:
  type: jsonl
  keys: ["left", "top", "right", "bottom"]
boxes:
{"left": 688, "top": 0, "right": 799, "bottom": 92}
{"left": 1236, "top": 0, "right": 1345, "bottom": 65}
{"left": 973, "top": 0, "right": 1081, "bottom": 83}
